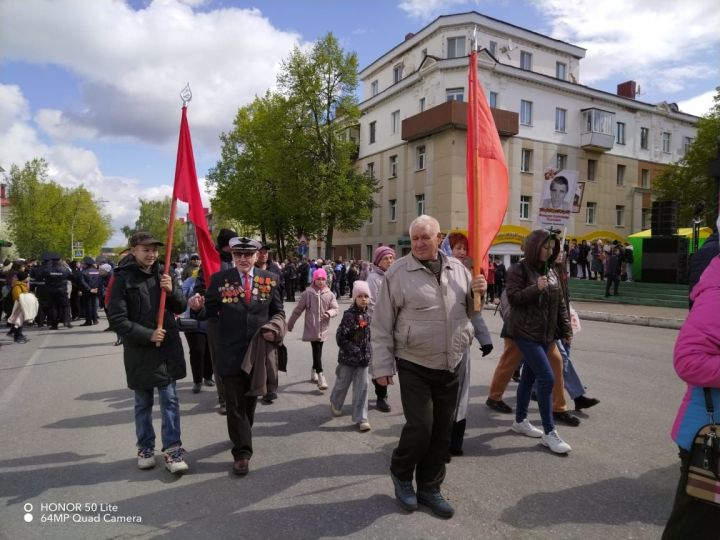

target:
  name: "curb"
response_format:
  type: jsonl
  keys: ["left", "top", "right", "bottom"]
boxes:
{"left": 481, "top": 303, "right": 685, "bottom": 330}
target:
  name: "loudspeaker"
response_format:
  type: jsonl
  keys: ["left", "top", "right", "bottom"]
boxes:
{"left": 642, "top": 236, "right": 689, "bottom": 284}
{"left": 651, "top": 201, "right": 678, "bottom": 236}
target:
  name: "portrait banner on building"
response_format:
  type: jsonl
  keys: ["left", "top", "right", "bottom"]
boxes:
{"left": 536, "top": 168, "right": 578, "bottom": 229}
{"left": 572, "top": 181, "right": 585, "bottom": 213}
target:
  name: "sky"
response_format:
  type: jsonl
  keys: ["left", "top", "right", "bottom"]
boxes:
{"left": 1, "top": 0, "right": 718, "bottom": 246}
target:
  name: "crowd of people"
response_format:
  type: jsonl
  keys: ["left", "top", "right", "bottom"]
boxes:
{"left": 9, "top": 217, "right": 719, "bottom": 527}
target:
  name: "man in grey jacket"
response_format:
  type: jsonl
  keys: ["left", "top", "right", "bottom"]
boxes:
{"left": 371, "top": 215, "right": 487, "bottom": 519}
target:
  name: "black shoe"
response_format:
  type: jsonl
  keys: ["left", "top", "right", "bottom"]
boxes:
{"left": 376, "top": 398, "right": 391, "bottom": 413}
{"left": 262, "top": 392, "right": 277, "bottom": 403}
{"left": 50, "top": 326, "right": 59, "bottom": 330}
{"left": 417, "top": 489, "right": 455, "bottom": 519}
{"left": 511, "top": 369, "right": 521, "bottom": 382}
{"left": 485, "top": 398, "right": 513, "bottom": 413}
{"left": 553, "top": 411, "right": 581, "bottom": 427}
{"left": 14, "top": 336, "right": 29, "bottom": 344}
{"left": 449, "top": 447, "right": 464, "bottom": 457}
{"left": 574, "top": 396, "right": 600, "bottom": 411}
{"left": 81, "top": 322, "right": 93, "bottom": 326}
{"left": 64, "top": 324, "right": 74, "bottom": 328}
{"left": 114, "top": 338, "right": 123, "bottom": 346}
{"left": 391, "top": 473, "right": 417, "bottom": 511}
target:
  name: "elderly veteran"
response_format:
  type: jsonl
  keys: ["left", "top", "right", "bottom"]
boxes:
{"left": 371, "top": 215, "right": 487, "bottom": 519}
{"left": 189, "top": 237, "right": 284, "bottom": 476}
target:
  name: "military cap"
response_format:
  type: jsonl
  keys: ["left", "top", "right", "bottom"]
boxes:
{"left": 129, "top": 231, "right": 164, "bottom": 247}
{"left": 228, "top": 237, "right": 262, "bottom": 252}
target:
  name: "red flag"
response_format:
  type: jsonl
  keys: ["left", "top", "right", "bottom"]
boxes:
{"left": 466, "top": 47, "right": 509, "bottom": 278}
{"left": 173, "top": 106, "right": 220, "bottom": 278}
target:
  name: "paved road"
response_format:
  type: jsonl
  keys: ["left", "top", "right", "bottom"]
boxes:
{"left": 0, "top": 301, "right": 684, "bottom": 539}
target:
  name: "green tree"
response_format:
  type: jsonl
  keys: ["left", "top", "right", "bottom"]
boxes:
{"left": 6, "top": 159, "right": 111, "bottom": 258}
{"left": 279, "top": 33, "right": 377, "bottom": 258}
{"left": 655, "top": 91, "right": 720, "bottom": 227}
{"left": 121, "top": 197, "right": 185, "bottom": 256}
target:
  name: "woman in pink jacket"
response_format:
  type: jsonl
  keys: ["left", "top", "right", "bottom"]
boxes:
{"left": 663, "top": 253, "right": 720, "bottom": 539}
{"left": 288, "top": 268, "right": 339, "bottom": 390}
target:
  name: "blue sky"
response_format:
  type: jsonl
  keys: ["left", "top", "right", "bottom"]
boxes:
{"left": 1, "top": 0, "right": 718, "bottom": 246}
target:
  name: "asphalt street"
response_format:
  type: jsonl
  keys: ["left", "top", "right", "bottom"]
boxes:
{"left": 0, "top": 300, "right": 685, "bottom": 540}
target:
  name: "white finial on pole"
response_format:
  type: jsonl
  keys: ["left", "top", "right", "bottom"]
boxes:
{"left": 180, "top": 83, "right": 192, "bottom": 107}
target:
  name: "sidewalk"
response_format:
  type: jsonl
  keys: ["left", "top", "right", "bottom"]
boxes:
{"left": 482, "top": 299, "right": 687, "bottom": 330}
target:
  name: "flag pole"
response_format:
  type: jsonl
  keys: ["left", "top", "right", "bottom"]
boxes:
{"left": 155, "top": 84, "right": 192, "bottom": 346}
{"left": 468, "top": 28, "right": 483, "bottom": 311}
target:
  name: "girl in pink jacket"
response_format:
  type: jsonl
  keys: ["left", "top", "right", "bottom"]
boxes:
{"left": 288, "top": 268, "right": 339, "bottom": 390}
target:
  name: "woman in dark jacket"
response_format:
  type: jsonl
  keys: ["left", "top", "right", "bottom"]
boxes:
{"left": 506, "top": 229, "right": 573, "bottom": 454}
{"left": 107, "top": 232, "right": 189, "bottom": 474}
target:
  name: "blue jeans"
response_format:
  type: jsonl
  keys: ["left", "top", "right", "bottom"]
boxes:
{"left": 514, "top": 337, "right": 555, "bottom": 434}
{"left": 134, "top": 382, "right": 182, "bottom": 451}
{"left": 555, "top": 340, "right": 586, "bottom": 400}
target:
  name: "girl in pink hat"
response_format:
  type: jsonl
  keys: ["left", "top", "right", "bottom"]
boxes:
{"left": 288, "top": 268, "right": 339, "bottom": 390}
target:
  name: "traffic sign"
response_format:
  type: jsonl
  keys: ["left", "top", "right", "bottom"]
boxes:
{"left": 74, "top": 249, "right": 84, "bottom": 258}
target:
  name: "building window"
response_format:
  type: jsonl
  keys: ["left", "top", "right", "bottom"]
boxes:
{"left": 556, "top": 154, "right": 567, "bottom": 170}
{"left": 393, "top": 64, "right": 403, "bottom": 84}
{"left": 683, "top": 136, "right": 694, "bottom": 155}
{"left": 366, "top": 162, "right": 374, "bottom": 178}
{"left": 369, "top": 121, "right": 376, "bottom": 144}
{"left": 662, "top": 132, "right": 671, "bottom": 153}
{"left": 368, "top": 206, "right": 373, "bottom": 224}
{"left": 520, "top": 51, "right": 532, "bottom": 71}
{"left": 556, "top": 62, "right": 567, "bottom": 80}
{"left": 391, "top": 110, "right": 400, "bottom": 134}
{"left": 520, "top": 195, "right": 531, "bottom": 220}
{"left": 489, "top": 91, "right": 498, "bottom": 108}
{"left": 416, "top": 145, "right": 426, "bottom": 170}
{"left": 582, "top": 109, "right": 614, "bottom": 134}
{"left": 446, "top": 87, "right": 464, "bottom": 101}
{"left": 642, "top": 208, "right": 651, "bottom": 230}
{"left": 488, "top": 40, "right": 497, "bottom": 56}
{"left": 520, "top": 100, "right": 533, "bottom": 126}
{"left": 389, "top": 155, "right": 398, "bottom": 178}
{"left": 447, "top": 36, "right": 466, "bottom": 59}
{"left": 388, "top": 199, "right": 397, "bottom": 221}
{"left": 370, "top": 80, "right": 378, "bottom": 97}
{"left": 587, "top": 159, "right": 597, "bottom": 181}
{"left": 419, "top": 97, "right": 425, "bottom": 112}
{"left": 616, "top": 122, "right": 626, "bottom": 145}
{"left": 586, "top": 202, "right": 597, "bottom": 225}
{"left": 366, "top": 245, "right": 373, "bottom": 261}
{"left": 641, "top": 168, "right": 650, "bottom": 188}
{"left": 520, "top": 148, "right": 533, "bottom": 173}
{"left": 615, "top": 205, "right": 625, "bottom": 227}
{"left": 640, "top": 127, "right": 649, "bottom": 149}
{"left": 616, "top": 164, "right": 625, "bottom": 186}
{"left": 416, "top": 194, "right": 425, "bottom": 216}
{"left": 555, "top": 108, "right": 567, "bottom": 132}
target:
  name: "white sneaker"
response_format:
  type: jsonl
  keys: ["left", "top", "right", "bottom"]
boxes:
{"left": 317, "top": 373, "right": 328, "bottom": 390}
{"left": 163, "top": 446, "right": 189, "bottom": 474}
{"left": 358, "top": 421, "right": 371, "bottom": 431}
{"left": 542, "top": 430, "right": 572, "bottom": 454}
{"left": 311, "top": 369, "right": 318, "bottom": 383}
{"left": 137, "top": 448, "right": 155, "bottom": 469}
{"left": 330, "top": 403, "right": 343, "bottom": 417}
{"left": 511, "top": 419, "right": 543, "bottom": 438}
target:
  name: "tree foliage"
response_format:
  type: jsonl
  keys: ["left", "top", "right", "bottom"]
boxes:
{"left": 655, "top": 91, "right": 720, "bottom": 227}
{"left": 6, "top": 159, "right": 112, "bottom": 258}
{"left": 121, "top": 196, "right": 185, "bottom": 255}
{"left": 208, "top": 33, "right": 378, "bottom": 259}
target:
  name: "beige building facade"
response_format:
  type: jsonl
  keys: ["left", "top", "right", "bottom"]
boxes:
{"left": 332, "top": 12, "right": 698, "bottom": 264}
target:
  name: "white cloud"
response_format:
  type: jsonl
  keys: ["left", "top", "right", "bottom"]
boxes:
{"left": 532, "top": 0, "right": 720, "bottom": 96}
{"left": 35, "top": 109, "right": 97, "bottom": 142}
{"left": 0, "top": 85, "right": 30, "bottom": 131}
{"left": 678, "top": 89, "right": 718, "bottom": 117}
{"left": 398, "top": 0, "right": 468, "bottom": 19}
{"left": 0, "top": 0, "right": 304, "bottom": 150}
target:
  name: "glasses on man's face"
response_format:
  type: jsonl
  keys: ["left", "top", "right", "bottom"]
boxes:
{"left": 233, "top": 252, "right": 255, "bottom": 259}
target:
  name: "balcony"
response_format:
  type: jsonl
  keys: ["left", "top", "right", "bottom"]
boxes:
{"left": 401, "top": 100, "right": 518, "bottom": 142}
{"left": 580, "top": 108, "right": 615, "bottom": 152}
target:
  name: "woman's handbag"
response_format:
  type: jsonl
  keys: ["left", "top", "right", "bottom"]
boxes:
{"left": 686, "top": 388, "right": 720, "bottom": 506}
{"left": 177, "top": 317, "right": 199, "bottom": 332}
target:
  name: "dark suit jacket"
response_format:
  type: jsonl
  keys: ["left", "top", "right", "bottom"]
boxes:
{"left": 203, "top": 267, "right": 284, "bottom": 376}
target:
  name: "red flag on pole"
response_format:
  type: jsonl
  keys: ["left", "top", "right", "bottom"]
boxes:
{"left": 466, "top": 45, "right": 509, "bottom": 281}
{"left": 173, "top": 106, "right": 220, "bottom": 278}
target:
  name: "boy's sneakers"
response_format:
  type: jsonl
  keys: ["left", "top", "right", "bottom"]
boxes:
{"left": 192, "top": 383, "right": 201, "bottom": 393}
{"left": 14, "top": 336, "right": 29, "bottom": 344}
{"left": 358, "top": 421, "right": 371, "bottom": 432}
{"left": 163, "top": 446, "right": 189, "bottom": 474}
{"left": 137, "top": 447, "right": 156, "bottom": 470}
{"left": 317, "top": 373, "right": 328, "bottom": 390}
{"left": 511, "top": 419, "right": 543, "bottom": 438}
{"left": 541, "top": 430, "right": 572, "bottom": 454}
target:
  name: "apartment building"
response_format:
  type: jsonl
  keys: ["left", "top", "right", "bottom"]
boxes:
{"left": 331, "top": 12, "right": 698, "bottom": 264}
